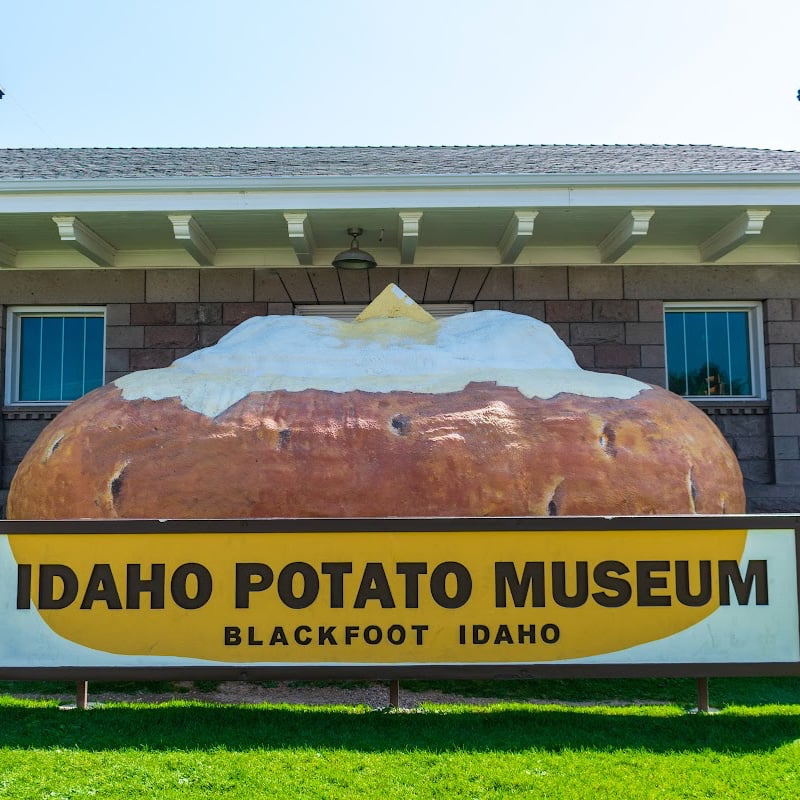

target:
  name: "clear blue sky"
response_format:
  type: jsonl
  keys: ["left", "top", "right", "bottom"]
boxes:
{"left": 1, "top": 0, "right": 799, "bottom": 150}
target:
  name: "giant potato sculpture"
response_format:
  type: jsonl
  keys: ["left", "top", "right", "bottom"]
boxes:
{"left": 7, "top": 286, "right": 745, "bottom": 519}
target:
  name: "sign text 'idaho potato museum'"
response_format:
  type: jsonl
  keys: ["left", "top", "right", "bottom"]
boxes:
{"left": 1, "top": 517, "right": 798, "bottom": 679}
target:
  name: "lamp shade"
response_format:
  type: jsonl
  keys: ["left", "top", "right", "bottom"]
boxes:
{"left": 332, "top": 227, "right": 377, "bottom": 270}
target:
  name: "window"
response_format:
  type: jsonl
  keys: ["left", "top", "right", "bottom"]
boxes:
{"left": 664, "top": 302, "right": 765, "bottom": 400}
{"left": 4, "top": 307, "right": 105, "bottom": 405}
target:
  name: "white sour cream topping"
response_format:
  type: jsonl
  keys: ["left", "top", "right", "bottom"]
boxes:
{"left": 116, "top": 310, "right": 648, "bottom": 418}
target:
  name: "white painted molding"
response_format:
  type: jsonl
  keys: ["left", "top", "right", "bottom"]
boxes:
{"left": 168, "top": 214, "right": 216, "bottom": 266}
{"left": 283, "top": 212, "right": 315, "bottom": 266}
{"left": 699, "top": 209, "right": 771, "bottom": 262}
{"left": 6, "top": 179, "right": 798, "bottom": 216}
{"left": 8, "top": 170, "right": 800, "bottom": 196}
{"left": 498, "top": 210, "right": 538, "bottom": 264}
{"left": 598, "top": 209, "right": 655, "bottom": 263}
{"left": 0, "top": 241, "right": 17, "bottom": 268}
{"left": 51, "top": 216, "right": 116, "bottom": 268}
{"left": 398, "top": 211, "right": 423, "bottom": 264}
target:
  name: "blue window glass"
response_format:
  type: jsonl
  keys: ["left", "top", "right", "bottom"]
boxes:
{"left": 16, "top": 313, "right": 104, "bottom": 402}
{"left": 665, "top": 309, "right": 754, "bottom": 398}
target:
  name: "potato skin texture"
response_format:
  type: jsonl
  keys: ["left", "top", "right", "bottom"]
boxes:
{"left": 7, "top": 381, "right": 745, "bottom": 519}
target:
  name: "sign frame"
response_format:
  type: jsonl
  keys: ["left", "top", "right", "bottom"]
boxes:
{"left": 1, "top": 514, "right": 799, "bottom": 681}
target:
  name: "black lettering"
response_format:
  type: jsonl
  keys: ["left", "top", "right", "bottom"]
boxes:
{"left": 126, "top": 563, "right": 166, "bottom": 609}
{"left": 494, "top": 624, "right": 514, "bottom": 644}
{"left": 541, "top": 623, "right": 560, "bottom": 644}
{"left": 430, "top": 562, "right": 471, "bottom": 608}
{"left": 675, "top": 560, "right": 712, "bottom": 607}
{"left": 278, "top": 562, "right": 319, "bottom": 609}
{"left": 396, "top": 562, "right": 427, "bottom": 608}
{"left": 517, "top": 624, "right": 536, "bottom": 643}
{"left": 247, "top": 626, "right": 263, "bottom": 645}
{"left": 80, "top": 564, "right": 123, "bottom": 609}
{"left": 269, "top": 626, "right": 289, "bottom": 645}
{"left": 318, "top": 625, "right": 337, "bottom": 645}
{"left": 321, "top": 563, "right": 352, "bottom": 608}
{"left": 719, "top": 560, "right": 769, "bottom": 605}
{"left": 636, "top": 561, "right": 671, "bottom": 607}
{"left": 552, "top": 561, "right": 589, "bottom": 608}
{"left": 592, "top": 561, "right": 632, "bottom": 607}
{"left": 495, "top": 562, "right": 545, "bottom": 608}
{"left": 459, "top": 624, "right": 466, "bottom": 644}
{"left": 411, "top": 624, "right": 428, "bottom": 645}
{"left": 345, "top": 625, "right": 359, "bottom": 644}
{"left": 235, "top": 563, "right": 273, "bottom": 609}
{"left": 38, "top": 564, "right": 78, "bottom": 610}
{"left": 354, "top": 563, "right": 395, "bottom": 608}
{"left": 224, "top": 626, "right": 241, "bottom": 646}
{"left": 16, "top": 564, "right": 31, "bottom": 609}
{"left": 294, "top": 625, "right": 312, "bottom": 645}
{"left": 364, "top": 625, "right": 382, "bottom": 644}
{"left": 473, "top": 624, "right": 490, "bottom": 644}
{"left": 387, "top": 624, "right": 406, "bottom": 645}
{"left": 171, "top": 563, "right": 212, "bottom": 609}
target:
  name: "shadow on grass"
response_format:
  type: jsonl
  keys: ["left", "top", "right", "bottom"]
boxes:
{"left": 401, "top": 676, "right": 800, "bottom": 706}
{"left": 5, "top": 676, "right": 800, "bottom": 705}
{"left": 0, "top": 702, "right": 798, "bottom": 754}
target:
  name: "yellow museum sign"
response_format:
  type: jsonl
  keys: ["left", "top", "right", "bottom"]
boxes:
{"left": 1, "top": 517, "right": 798, "bottom": 676}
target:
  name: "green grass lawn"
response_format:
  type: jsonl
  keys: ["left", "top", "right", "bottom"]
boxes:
{"left": 0, "top": 679, "right": 798, "bottom": 799}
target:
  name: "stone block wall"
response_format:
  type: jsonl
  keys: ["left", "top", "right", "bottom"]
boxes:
{"left": 2, "top": 264, "right": 798, "bottom": 515}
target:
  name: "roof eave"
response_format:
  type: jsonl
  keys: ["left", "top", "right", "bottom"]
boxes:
{"left": 2, "top": 171, "right": 800, "bottom": 194}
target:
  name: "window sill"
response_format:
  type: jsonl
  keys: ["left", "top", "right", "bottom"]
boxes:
{"left": 690, "top": 400, "right": 770, "bottom": 416}
{"left": 3, "top": 405, "right": 66, "bottom": 420}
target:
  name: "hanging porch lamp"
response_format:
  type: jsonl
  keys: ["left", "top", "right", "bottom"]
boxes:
{"left": 332, "top": 227, "right": 377, "bottom": 270}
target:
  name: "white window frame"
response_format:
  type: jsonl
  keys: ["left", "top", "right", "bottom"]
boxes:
{"left": 4, "top": 306, "right": 106, "bottom": 406}
{"left": 663, "top": 301, "right": 766, "bottom": 401}
{"left": 295, "top": 303, "right": 473, "bottom": 320}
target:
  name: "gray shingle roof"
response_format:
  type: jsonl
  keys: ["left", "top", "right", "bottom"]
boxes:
{"left": 2, "top": 145, "right": 800, "bottom": 181}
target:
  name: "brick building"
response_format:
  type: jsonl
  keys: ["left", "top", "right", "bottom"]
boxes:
{"left": 1, "top": 145, "right": 800, "bottom": 514}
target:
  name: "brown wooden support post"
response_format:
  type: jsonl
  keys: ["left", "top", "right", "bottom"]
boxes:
{"left": 76, "top": 681, "right": 89, "bottom": 710}
{"left": 389, "top": 679, "right": 400, "bottom": 708}
{"left": 696, "top": 677, "right": 709, "bottom": 713}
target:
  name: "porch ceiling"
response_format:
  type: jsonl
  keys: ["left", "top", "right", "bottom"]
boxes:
{"left": 1, "top": 194, "right": 799, "bottom": 268}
